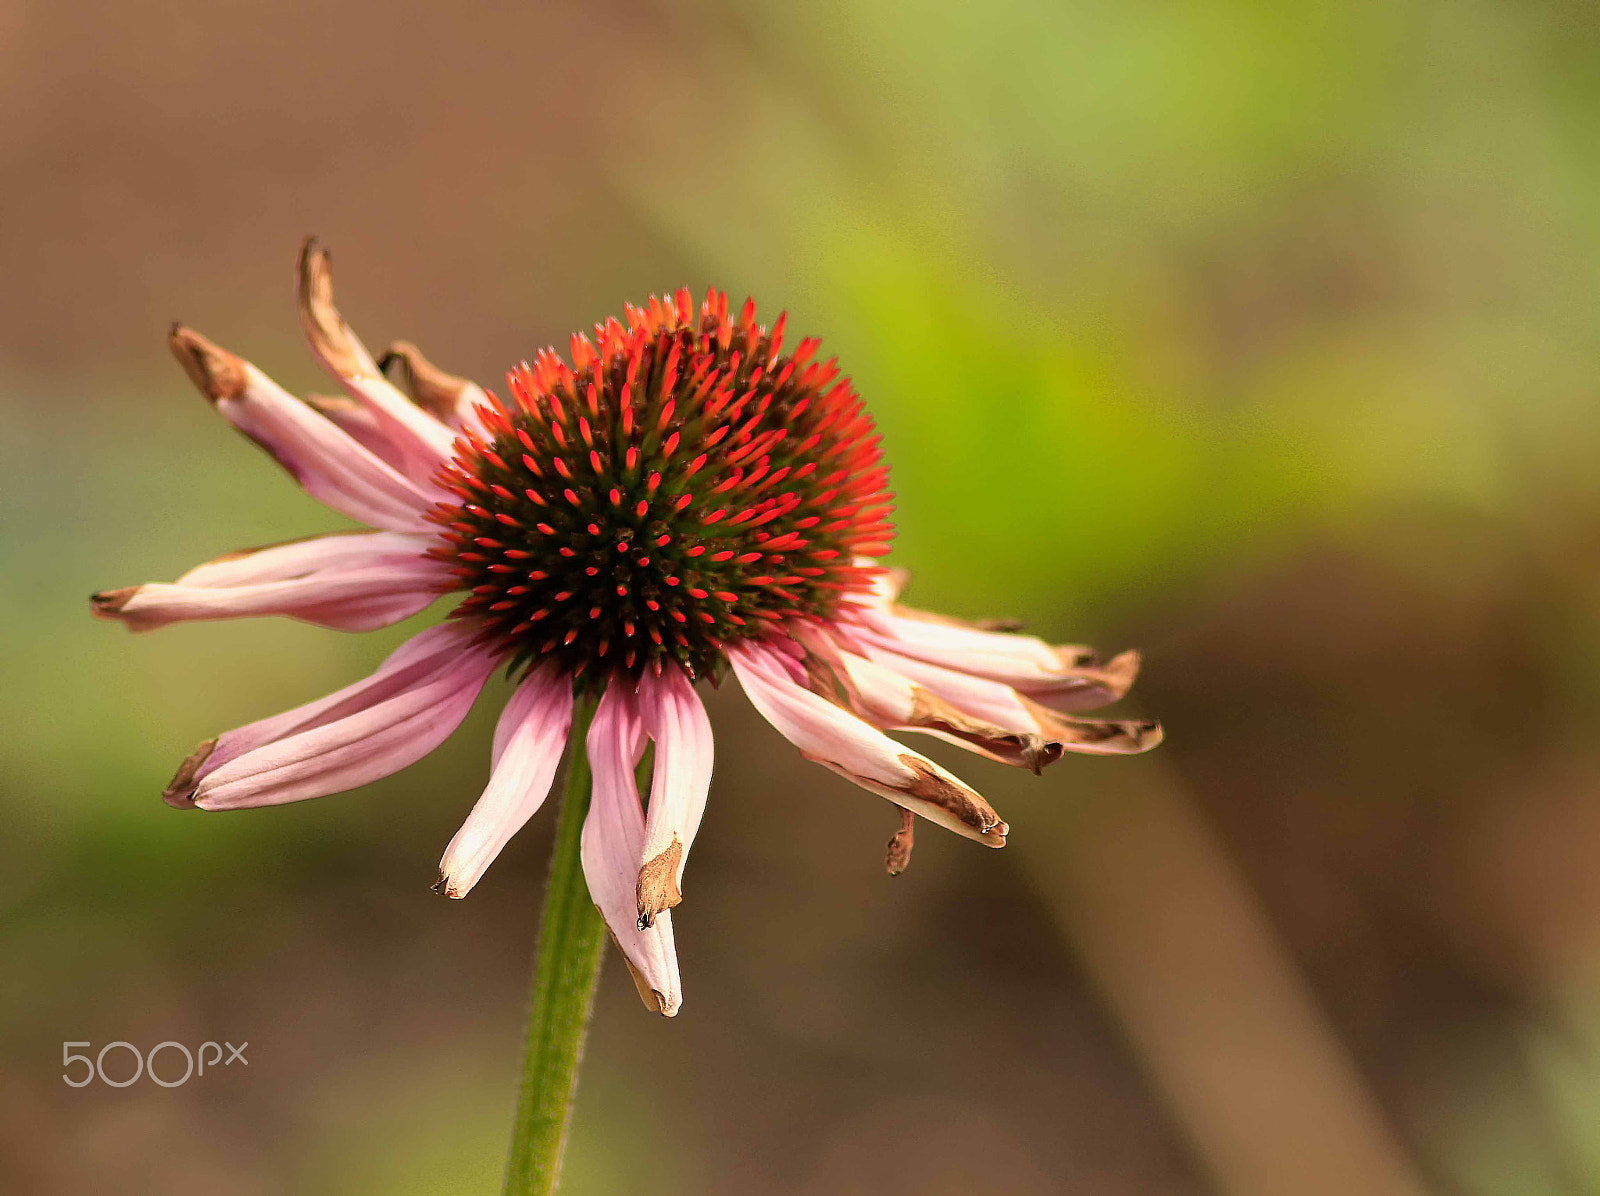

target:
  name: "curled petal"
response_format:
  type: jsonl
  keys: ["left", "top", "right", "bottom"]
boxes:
{"left": 729, "top": 641, "right": 1007, "bottom": 847}
{"left": 435, "top": 665, "right": 573, "bottom": 899}
{"left": 380, "top": 340, "right": 493, "bottom": 435}
{"left": 91, "top": 531, "right": 448, "bottom": 633}
{"left": 582, "top": 681, "right": 683, "bottom": 1016}
{"left": 167, "top": 623, "right": 498, "bottom": 810}
{"left": 168, "top": 325, "right": 440, "bottom": 532}
{"left": 855, "top": 604, "right": 1140, "bottom": 712}
{"left": 297, "top": 238, "right": 458, "bottom": 479}
{"left": 860, "top": 642, "right": 1162, "bottom": 767}
{"left": 635, "top": 666, "right": 714, "bottom": 926}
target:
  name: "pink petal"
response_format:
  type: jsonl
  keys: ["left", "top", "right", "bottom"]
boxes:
{"left": 435, "top": 664, "right": 573, "bottom": 899}
{"left": 297, "top": 241, "right": 457, "bottom": 482}
{"left": 728, "top": 640, "right": 1007, "bottom": 847}
{"left": 789, "top": 625, "right": 1057, "bottom": 771}
{"left": 581, "top": 680, "right": 683, "bottom": 1016}
{"left": 167, "top": 623, "right": 499, "bottom": 810}
{"left": 92, "top": 531, "right": 449, "bottom": 633}
{"left": 635, "top": 666, "right": 714, "bottom": 925}
{"left": 861, "top": 641, "right": 1162, "bottom": 762}
{"left": 174, "top": 339, "right": 443, "bottom": 534}
{"left": 304, "top": 394, "right": 413, "bottom": 473}
{"left": 854, "top": 606, "right": 1140, "bottom": 711}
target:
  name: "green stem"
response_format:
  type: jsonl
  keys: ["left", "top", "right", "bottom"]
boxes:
{"left": 504, "top": 695, "right": 607, "bottom": 1196}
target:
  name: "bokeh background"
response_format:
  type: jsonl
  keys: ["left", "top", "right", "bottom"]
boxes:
{"left": 5, "top": 1, "right": 1600, "bottom": 1192}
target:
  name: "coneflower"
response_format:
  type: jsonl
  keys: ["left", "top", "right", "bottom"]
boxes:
{"left": 94, "top": 240, "right": 1161, "bottom": 1022}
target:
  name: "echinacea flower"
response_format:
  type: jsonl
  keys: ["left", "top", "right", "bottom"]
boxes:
{"left": 94, "top": 240, "right": 1162, "bottom": 1016}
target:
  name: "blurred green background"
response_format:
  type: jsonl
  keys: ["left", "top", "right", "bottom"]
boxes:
{"left": 6, "top": 1, "right": 1600, "bottom": 1192}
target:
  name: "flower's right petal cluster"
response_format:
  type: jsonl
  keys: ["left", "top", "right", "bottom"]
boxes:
{"left": 728, "top": 640, "right": 1009, "bottom": 848}
{"left": 747, "top": 566, "right": 1163, "bottom": 872}
{"left": 823, "top": 566, "right": 1162, "bottom": 771}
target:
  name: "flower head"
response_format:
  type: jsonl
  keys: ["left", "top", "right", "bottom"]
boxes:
{"left": 93, "top": 240, "right": 1162, "bottom": 1016}
{"left": 432, "top": 285, "right": 890, "bottom": 681}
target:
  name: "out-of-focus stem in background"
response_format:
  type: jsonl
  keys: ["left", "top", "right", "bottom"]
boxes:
{"left": 1019, "top": 758, "right": 1430, "bottom": 1196}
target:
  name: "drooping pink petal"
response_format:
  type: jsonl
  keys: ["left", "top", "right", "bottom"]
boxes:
{"left": 434, "top": 664, "right": 573, "bottom": 899}
{"left": 165, "top": 623, "right": 499, "bottom": 811}
{"left": 635, "top": 666, "right": 714, "bottom": 926}
{"left": 581, "top": 680, "right": 683, "bottom": 1016}
{"left": 91, "top": 531, "right": 450, "bottom": 633}
{"left": 728, "top": 640, "right": 1007, "bottom": 848}
{"left": 790, "top": 625, "right": 1055, "bottom": 771}
{"left": 169, "top": 326, "right": 441, "bottom": 533}
{"left": 297, "top": 240, "right": 457, "bottom": 481}
{"left": 853, "top": 605, "right": 1140, "bottom": 712}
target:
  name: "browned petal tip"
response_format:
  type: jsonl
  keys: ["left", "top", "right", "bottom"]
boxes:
{"left": 1028, "top": 696, "right": 1165, "bottom": 755}
{"left": 1096, "top": 649, "right": 1143, "bottom": 697}
{"left": 636, "top": 838, "right": 684, "bottom": 928}
{"left": 885, "top": 808, "right": 915, "bottom": 876}
{"left": 1020, "top": 739, "right": 1062, "bottom": 775}
{"left": 1132, "top": 720, "right": 1164, "bottom": 750}
{"left": 296, "top": 236, "right": 366, "bottom": 376}
{"left": 379, "top": 340, "right": 470, "bottom": 420}
{"left": 90, "top": 586, "right": 138, "bottom": 619}
{"left": 431, "top": 871, "right": 466, "bottom": 899}
{"left": 899, "top": 755, "right": 1007, "bottom": 846}
{"left": 162, "top": 737, "right": 217, "bottom": 808}
{"left": 168, "top": 324, "right": 247, "bottom": 403}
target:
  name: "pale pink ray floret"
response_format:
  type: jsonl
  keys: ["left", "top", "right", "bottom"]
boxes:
{"left": 93, "top": 240, "right": 1162, "bottom": 1016}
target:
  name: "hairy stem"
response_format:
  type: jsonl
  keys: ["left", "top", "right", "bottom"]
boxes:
{"left": 504, "top": 695, "right": 606, "bottom": 1196}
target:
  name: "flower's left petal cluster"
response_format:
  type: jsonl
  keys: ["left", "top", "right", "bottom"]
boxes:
{"left": 165, "top": 623, "right": 501, "bottom": 811}
{"left": 583, "top": 681, "right": 683, "bottom": 1016}
{"left": 168, "top": 325, "right": 441, "bottom": 533}
{"left": 103, "top": 238, "right": 515, "bottom": 833}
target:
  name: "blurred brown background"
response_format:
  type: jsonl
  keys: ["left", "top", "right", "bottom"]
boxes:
{"left": 6, "top": 1, "right": 1600, "bottom": 1192}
